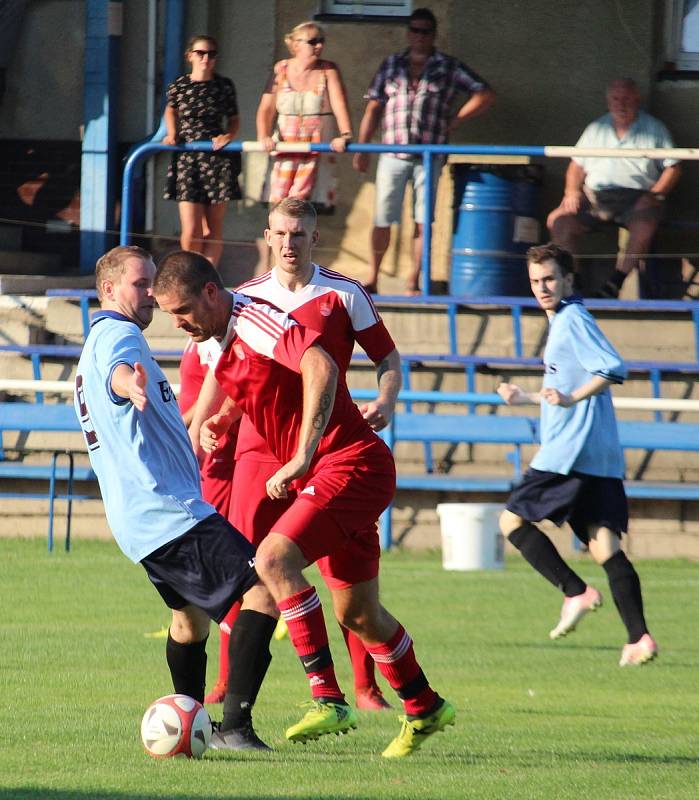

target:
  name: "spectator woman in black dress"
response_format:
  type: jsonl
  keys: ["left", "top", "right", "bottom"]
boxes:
{"left": 163, "top": 35, "right": 240, "bottom": 267}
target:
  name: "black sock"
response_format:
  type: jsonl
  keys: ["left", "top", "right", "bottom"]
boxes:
{"left": 222, "top": 610, "right": 277, "bottom": 731}
{"left": 166, "top": 632, "right": 207, "bottom": 704}
{"left": 602, "top": 550, "right": 648, "bottom": 643}
{"left": 508, "top": 522, "right": 587, "bottom": 597}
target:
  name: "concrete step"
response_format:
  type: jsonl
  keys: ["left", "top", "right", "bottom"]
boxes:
{"left": 0, "top": 273, "right": 94, "bottom": 295}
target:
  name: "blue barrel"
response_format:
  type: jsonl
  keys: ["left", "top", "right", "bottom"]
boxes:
{"left": 450, "top": 165, "right": 542, "bottom": 296}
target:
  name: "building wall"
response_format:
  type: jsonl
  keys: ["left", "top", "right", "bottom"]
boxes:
{"left": 0, "top": 0, "right": 696, "bottom": 286}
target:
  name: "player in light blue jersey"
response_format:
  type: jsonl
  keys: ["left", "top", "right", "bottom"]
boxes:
{"left": 74, "top": 245, "right": 278, "bottom": 750}
{"left": 498, "top": 243, "right": 657, "bottom": 667}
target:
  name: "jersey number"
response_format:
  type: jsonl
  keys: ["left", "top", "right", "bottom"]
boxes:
{"left": 75, "top": 374, "right": 100, "bottom": 451}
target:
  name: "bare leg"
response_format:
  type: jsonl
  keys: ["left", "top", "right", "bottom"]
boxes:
{"left": 366, "top": 226, "right": 391, "bottom": 292}
{"left": 202, "top": 202, "right": 229, "bottom": 268}
{"left": 178, "top": 202, "right": 205, "bottom": 255}
{"left": 406, "top": 222, "right": 425, "bottom": 295}
{"left": 619, "top": 212, "right": 659, "bottom": 278}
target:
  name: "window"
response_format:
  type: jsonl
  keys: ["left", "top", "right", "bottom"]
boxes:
{"left": 319, "top": 1, "right": 411, "bottom": 17}
{"left": 666, "top": 0, "right": 699, "bottom": 70}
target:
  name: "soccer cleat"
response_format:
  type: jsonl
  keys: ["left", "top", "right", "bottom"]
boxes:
{"left": 549, "top": 585, "right": 603, "bottom": 640}
{"left": 619, "top": 633, "right": 658, "bottom": 667}
{"left": 209, "top": 721, "right": 272, "bottom": 751}
{"left": 381, "top": 698, "right": 455, "bottom": 758}
{"left": 143, "top": 625, "right": 169, "bottom": 639}
{"left": 285, "top": 700, "right": 357, "bottom": 743}
{"left": 355, "top": 686, "right": 392, "bottom": 711}
{"left": 273, "top": 617, "right": 289, "bottom": 641}
{"left": 204, "top": 680, "right": 227, "bottom": 705}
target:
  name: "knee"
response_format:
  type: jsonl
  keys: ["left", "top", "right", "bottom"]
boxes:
{"left": 170, "top": 609, "right": 208, "bottom": 644}
{"left": 253, "top": 537, "right": 298, "bottom": 585}
{"left": 499, "top": 509, "right": 524, "bottom": 538}
{"left": 548, "top": 213, "right": 577, "bottom": 241}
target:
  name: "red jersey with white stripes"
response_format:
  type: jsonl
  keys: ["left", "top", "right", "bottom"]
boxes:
{"left": 178, "top": 338, "right": 237, "bottom": 483}
{"left": 233, "top": 264, "right": 395, "bottom": 461}
{"left": 178, "top": 338, "right": 205, "bottom": 415}
{"left": 213, "top": 292, "right": 379, "bottom": 469}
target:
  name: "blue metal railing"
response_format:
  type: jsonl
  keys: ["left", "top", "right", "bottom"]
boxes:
{"left": 119, "top": 140, "right": 699, "bottom": 297}
{"left": 120, "top": 140, "right": 552, "bottom": 296}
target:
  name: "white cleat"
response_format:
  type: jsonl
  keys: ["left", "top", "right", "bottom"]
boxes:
{"left": 549, "top": 586, "right": 603, "bottom": 640}
{"left": 619, "top": 633, "right": 658, "bottom": 667}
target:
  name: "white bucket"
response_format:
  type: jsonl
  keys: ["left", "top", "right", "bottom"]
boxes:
{"left": 436, "top": 503, "right": 505, "bottom": 571}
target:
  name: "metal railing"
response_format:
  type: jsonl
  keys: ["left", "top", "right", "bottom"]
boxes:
{"left": 120, "top": 141, "right": 699, "bottom": 298}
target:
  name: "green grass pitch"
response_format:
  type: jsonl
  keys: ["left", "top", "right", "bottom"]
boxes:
{"left": 2, "top": 538, "right": 698, "bottom": 799}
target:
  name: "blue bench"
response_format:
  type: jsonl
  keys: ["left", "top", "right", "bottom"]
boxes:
{"left": 43, "top": 290, "right": 699, "bottom": 359}
{"left": 349, "top": 390, "right": 699, "bottom": 548}
{"left": 0, "top": 402, "right": 97, "bottom": 550}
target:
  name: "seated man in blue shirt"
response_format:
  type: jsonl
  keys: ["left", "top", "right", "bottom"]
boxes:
{"left": 547, "top": 79, "right": 681, "bottom": 298}
{"left": 498, "top": 243, "right": 657, "bottom": 667}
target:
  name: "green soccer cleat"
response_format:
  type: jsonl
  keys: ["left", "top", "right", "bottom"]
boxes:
{"left": 381, "top": 699, "right": 455, "bottom": 758}
{"left": 285, "top": 700, "right": 358, "bottom": 743}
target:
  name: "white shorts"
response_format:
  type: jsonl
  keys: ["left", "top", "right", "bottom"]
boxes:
{"left": 373, "top": 153, "right": 443, "bottom": 227}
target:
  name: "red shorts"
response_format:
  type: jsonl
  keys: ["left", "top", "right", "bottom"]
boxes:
{"left": 230, "top": 440, "right": 395, "bottom": 590}
{"left": 228, "top": 458, "right": 292, "bottom": 548}
{"left": 272, "top": 440, "right": 396, "bottom": 589}
{"left": 200, "top": 422, "right": 238, "bottom": 516}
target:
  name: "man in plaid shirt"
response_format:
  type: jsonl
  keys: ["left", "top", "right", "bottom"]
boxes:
{"left": 353, "top": 8, "right": 495, "bottom": 295}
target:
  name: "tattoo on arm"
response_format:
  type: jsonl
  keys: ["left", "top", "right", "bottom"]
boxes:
{"left": 312, "top": 392, "right": 333, "bottom": 431}
{"left": 376, "top": 358, "right": 390, "bottom": 384}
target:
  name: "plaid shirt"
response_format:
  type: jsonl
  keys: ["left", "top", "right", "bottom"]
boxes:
{"left": 366, "top": 48, "right": 489, "bottom": 157}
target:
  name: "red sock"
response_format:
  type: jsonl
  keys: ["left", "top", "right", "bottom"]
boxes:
{"left": 217, "top": 601, "right": 241, "bottom": 687}
{"left": 340, "top": 625, "right": 378, "bottom": 692}
{"left": 278, "top": 586, "right": 344, "bottom": 702}
{"left": 364, "top": 624, "right": 437, "bottom": 716}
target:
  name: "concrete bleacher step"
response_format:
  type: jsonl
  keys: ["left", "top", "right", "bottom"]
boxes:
{"left": 0, "top": 273, "right": 94, "bottom": 295}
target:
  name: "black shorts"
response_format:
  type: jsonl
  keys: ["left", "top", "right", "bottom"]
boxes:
{"left": 506, "top": 468, "right": 628, "bottom": 544}
{"left": 140, "top": 513, "right": 259, "bottom": 623}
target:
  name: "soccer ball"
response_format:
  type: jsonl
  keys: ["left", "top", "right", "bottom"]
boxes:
{"left": 140, "top": 694, "right": 212, "bottom": 759}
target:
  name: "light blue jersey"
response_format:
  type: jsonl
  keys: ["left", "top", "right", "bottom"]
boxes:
{"left": 530, "top": 298, "right": 626, "bottom": 478}
{"left": 74, "top": 312, "right": 215, "bottom": 562}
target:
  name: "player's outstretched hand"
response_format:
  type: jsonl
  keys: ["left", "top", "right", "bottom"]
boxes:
{"left": 200, "top": 413, "right": 231, "bottom": 453}
{"left": 129, "top": 362, "right": 149, "bottom": 411}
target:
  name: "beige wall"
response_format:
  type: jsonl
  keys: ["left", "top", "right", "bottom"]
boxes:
{"left": 1, "top": 1, "right": 696, "bottom": 284}
{"left": 0, "top": 1, "right": 85, "bottom": 140}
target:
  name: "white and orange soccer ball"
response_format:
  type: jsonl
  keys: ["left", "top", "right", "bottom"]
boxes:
{"left": 140, "top": 694, "right": 212, "bottom": 759}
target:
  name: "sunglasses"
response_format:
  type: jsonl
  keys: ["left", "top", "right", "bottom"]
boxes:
{"left": 299, "top": 37, "right": 325, "bottom": 46}
{"left": 192, "top": 49, "right": 218, "bottom": 58}
{"left": 408, "top": 26, "right": 435, "bottom": 35}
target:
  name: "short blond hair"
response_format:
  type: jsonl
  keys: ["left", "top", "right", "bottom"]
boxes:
{"left": 269, "top": 197, "right": 317, "bottom": 227}
{"left": 95, "top": 245, "right": 152, "bottom": 301}
{"left": 284, "top": 21, "right": 324, "bottom": 55}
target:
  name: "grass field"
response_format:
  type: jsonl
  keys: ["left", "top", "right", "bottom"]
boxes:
{"left": 2, "top": 538, "right": 698, "bottom": 800}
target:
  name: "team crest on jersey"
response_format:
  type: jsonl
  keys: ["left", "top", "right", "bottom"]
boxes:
{"left": 233, "top": 343, "right": 245, "bottom": 360}
{"left": 301, "top": 485, "right": 316, "bottom": 496}
{"left": 319, "top": 301, "right": 332, "bottom": 317}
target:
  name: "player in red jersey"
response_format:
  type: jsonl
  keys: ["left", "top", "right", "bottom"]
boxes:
{"left": 153, "top": 226, "right": 455, "bottom": 758}
{"left": 178, "top": 338, "right": 243, "bottom": 705}
{"left": 201, "top": 197, "right": 400, "bottom": 711}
